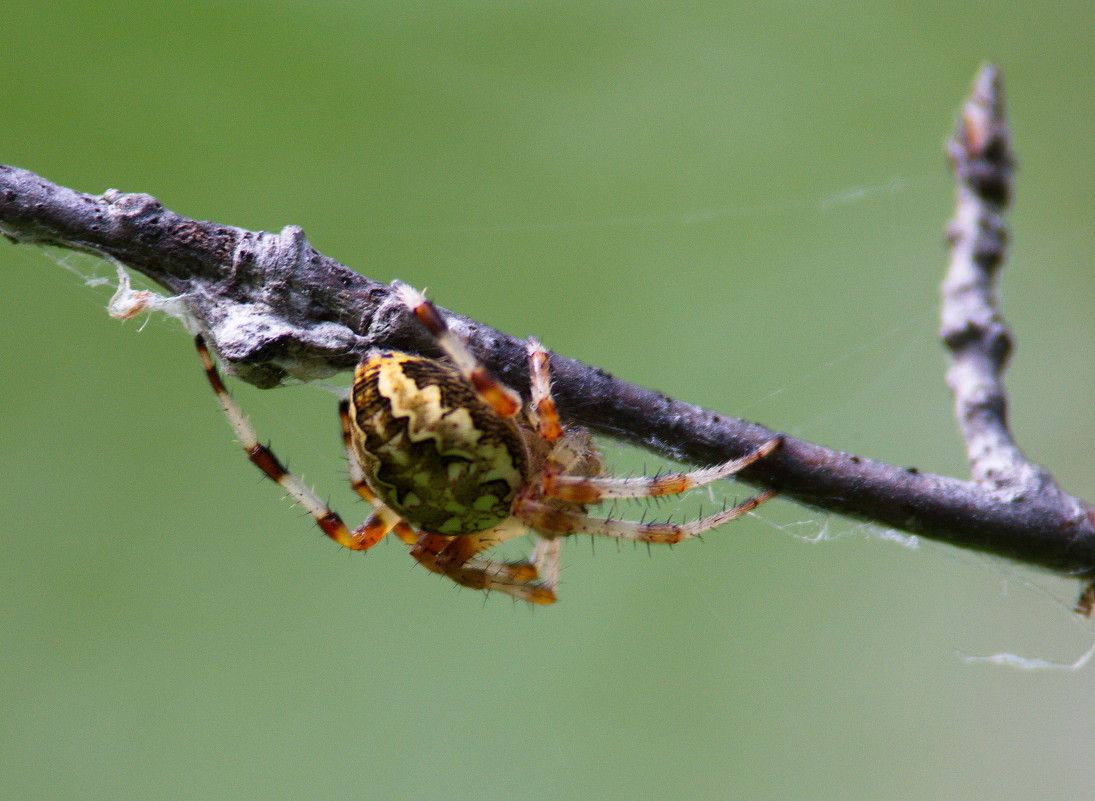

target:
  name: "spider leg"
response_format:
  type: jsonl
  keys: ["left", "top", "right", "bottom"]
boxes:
{"left": 408, "top": 523, "right": 558, "bottom": 605}
{"left": 195, "top": 335, "right": 389, "bottom": 551}
{"left": 542, "top": 437, "right": 782, "bottom": 503}
{"left": 392, "top": 281, "right": 522, "bottom": 418}
{"left": 526, "top": 337, "right": 562, "bottom": 441}
{"left": 515, "top": 487, "right": 778, "bottom": 545}
{"left": 528, "top": 535, "right": 563, "bottom": 591}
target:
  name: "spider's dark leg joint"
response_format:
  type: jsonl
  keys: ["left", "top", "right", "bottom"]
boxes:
{"left": 247, "top": 442, "right": 289, "bottom": 482}
{"left": 413, "top": 299, "right": 448, "bottom": 336}
{"left": 195, "top": 334, "right": 229, "bottom": 396}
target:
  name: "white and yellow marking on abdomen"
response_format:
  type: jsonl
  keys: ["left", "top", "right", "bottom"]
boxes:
{"left": 349, "top": 351, "right": 527, "bottom": 536}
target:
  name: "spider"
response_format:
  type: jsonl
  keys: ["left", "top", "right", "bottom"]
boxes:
{"left": 195, "top": 282, "right": 781, "bottom": 604}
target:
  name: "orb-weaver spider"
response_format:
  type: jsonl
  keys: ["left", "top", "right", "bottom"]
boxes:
{"left": 196, "top": 282, "right": 781, "bottom": 603}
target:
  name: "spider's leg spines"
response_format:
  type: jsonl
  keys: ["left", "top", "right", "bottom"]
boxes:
{"left": 542, "top": 436, "right": 782, "bottom": 504}
{"left": 317, "top": 512, "right": 350, "bottom": 542}
{"left": 469, "top": 370, "right": 521, "bottom": 417}
{"left": 407, "top": 527, "right": 556, "bottom": 604}
{"left": 353, "top": 510, "right": 398, "bottom": 549}
{"left": 246, "top": 442, "right": 289, "bottom": 483}
{"left": 394, "top": 282, "right": 522, "bottom": 418}
{"left": 527, "top": 337, "right": 563, "bottom": 441}
{"left": 392, "top": 281, "right": 448, "bottom": 338}
{"left": 516, "top": 487, "right": 776, "bottom": 546}
{"left": 194, "top": 335, "right": 385, "bottom": 552}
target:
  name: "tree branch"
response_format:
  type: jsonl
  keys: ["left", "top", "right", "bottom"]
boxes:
{"left": 4, "top": 65, "right": 1095, "bottom": 600}
{"left": 943, "top": 64, "right": 1036, "bottom": 487}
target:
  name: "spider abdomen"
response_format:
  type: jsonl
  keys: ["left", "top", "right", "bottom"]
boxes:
{"left": 349, "top": 351, "right": 528, "bottom": 536}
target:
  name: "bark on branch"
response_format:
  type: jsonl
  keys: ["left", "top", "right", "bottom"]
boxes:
{"left": 4, "top": 65, "right": 1094, "bottom": 603}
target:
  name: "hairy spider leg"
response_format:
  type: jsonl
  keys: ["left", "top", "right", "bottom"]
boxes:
{"left": 410, "top": 522, "right": 556, "bottom": 605}
{"left": 542, "top": 437, "right": 783, "bottom": 503}
{"left": 515, "top": 487, "right": 779, "bottom": 545}
{"left": 195, "top": 335, "right": 388, "bottom": 551}
{"left": 391, "top": 281, "right": 522, "bottom": 418}
{"left": 526, "top": 337, "right": 563, "bottom": 441}
{"left": 528, "top": 535, "right": 563, "bottom": 591}
{"left": 337, "top": 399, "right": 419, "bottom": 546}
{"left": 523, "top": 415, "right": 779, "bottom": 548}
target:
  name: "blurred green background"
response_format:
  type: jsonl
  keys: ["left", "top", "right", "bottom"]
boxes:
{"left": 4, "top": 2, "right": 1095, "bottom": 799}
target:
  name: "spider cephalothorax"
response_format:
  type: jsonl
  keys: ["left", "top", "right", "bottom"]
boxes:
{"left": 196, "top": 282, "right": 780, "bottom": 603}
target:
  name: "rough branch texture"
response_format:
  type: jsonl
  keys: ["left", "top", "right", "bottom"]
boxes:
{"left": 942, "top": 66, "right": 1048, "bottom": 491}
{"left": 4, "top": 65, "right": 1095, "bottom": 587}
